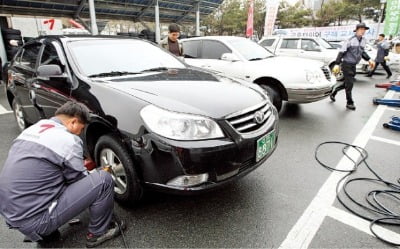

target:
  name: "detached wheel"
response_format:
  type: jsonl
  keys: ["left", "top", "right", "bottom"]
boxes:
{"left": 261, "top": 85, "right": 282, "bottom": 112}
{"left": 94, "top": 134, "right": 143, "bottom": 205}
{"left": 12, "top": 99, "right": 28, "bottom": 132}
{"left": 330, "top": 64, "right": 344, "bottom": 81}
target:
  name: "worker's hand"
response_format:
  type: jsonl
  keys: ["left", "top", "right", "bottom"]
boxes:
{"left": 384, "top": 56, "right": 390, "bottom": 61}
{"left": 368, "top": 60, "right": 375, "bottom": 69}
{"left": 102, "top": 165, "right": 112, "bottom": 173}
{"left": 332, "top": 65, "right": 340, "bottom": 74}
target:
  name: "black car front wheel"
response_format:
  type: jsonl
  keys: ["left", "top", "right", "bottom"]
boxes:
{"left": 94, "top": 134, "right": 143, "bottom": 205}
{"left": 12, "top": 99, "right": 28, "bottom": 132}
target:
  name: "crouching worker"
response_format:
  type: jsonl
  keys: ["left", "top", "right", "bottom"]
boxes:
{"left": 0, "top": 101, "right": 124, "bottom": 248}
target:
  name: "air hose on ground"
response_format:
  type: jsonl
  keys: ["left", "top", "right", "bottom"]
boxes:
{"left": 315, "top": 141, "right": 400, "bottom": 246}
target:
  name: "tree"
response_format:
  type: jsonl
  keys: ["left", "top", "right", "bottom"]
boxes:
{"left": 277, "top": 2, "right": 313, "bottom": 28}
{"left": 344, "top": 0, "right": 380, "bottom": 22}
{"left": 315, "top": 0, "right": 354, "bottom": 26}
{"left": 202, "top": 0, "right": 266, "bottom": 36}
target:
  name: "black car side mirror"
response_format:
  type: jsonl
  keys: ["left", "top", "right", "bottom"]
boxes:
{"left": 37, "top": 64, "right": 64, "bottom": 77}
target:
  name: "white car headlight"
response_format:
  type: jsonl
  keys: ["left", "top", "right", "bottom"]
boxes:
{"left": 140, "top": 105, "right": 224, "bottom": 140}
{"left": 306, "top": 70, "right": 324, "bottom": 83}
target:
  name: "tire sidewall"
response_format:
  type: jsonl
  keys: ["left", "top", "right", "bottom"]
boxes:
{"left": 94, "top": 134, "right": 143, "bottom": 204}
{"left": 261, "top": 85, "right": 282, "bottom": 112}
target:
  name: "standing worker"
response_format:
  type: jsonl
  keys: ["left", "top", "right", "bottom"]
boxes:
{"left": 330, "top": 23, "right": 375, "bottom": 110}
{"left": 160, "top": 23, "right": 183, "bottom": 56}
{"left": 0, "top": 101, "right": 124, "bottom": 248}
{"left": 367, "top": 34, "right": 392, "bottom": 78}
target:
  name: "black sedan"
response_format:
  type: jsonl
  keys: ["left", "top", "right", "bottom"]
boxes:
{"left": 4, "top": 36, "right": 279, "bottom": 204}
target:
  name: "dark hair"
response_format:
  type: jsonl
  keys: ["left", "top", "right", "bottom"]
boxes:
{"left": 55, "top": 101, "right": 91, "bottom": 124}
{"left": 379, "top": 33, "right": 385, "bottom": 38}
{"left": 168, "top": 24, "right": 180, "bottom": 33}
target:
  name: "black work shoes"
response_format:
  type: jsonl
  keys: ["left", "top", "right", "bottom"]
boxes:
{"left": 86, "top": 220, "right": 126, "bottom": 248}
{"left": 346, "top": 103, "right": 356, "bottom": 110}
{"left": 329, "top": 93, "right": 336, "bottom": 102}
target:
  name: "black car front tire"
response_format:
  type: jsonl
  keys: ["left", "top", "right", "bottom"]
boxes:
{"left": 261, "top": 85, "right": 282, "bottom": 112}
{"left": 94, "top": 134, "right": 143, "bottom": 205}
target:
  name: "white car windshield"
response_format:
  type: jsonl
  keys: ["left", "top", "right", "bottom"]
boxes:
{"left": 316, "top": 38, "right": 336, "bottom": 49}
{"left": 67, "top": 39, "right": 186, "bottom": 77}
{"left": 228, "top": 39, "right": 274, "bottom": 61}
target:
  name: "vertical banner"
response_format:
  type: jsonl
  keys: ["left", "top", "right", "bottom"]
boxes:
{"left": 384, "top": 0, "right": 400, "bottom": 36}
{"left": 264, "top": 0, "right": 280, "bottom": 37}
{"left": 246, "top": 0, "right": 254, "bottom": 37}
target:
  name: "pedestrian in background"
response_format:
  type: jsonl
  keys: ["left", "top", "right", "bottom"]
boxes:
{"left": 330, "top": 23, "right": 375, "bottom": 110}
{"left": 159, "top": 23, "right": 183, "bottom": 56}
{"left": 367, "top": 34, "right": 392, "bottom": 79}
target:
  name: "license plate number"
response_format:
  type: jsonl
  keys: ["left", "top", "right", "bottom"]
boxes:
{"left": 256, "top": 130, "right": 276, "bottom": 162}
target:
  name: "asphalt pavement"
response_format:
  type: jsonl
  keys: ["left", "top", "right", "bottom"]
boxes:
{"left": 0, "top": 71, "right": 399, "bottom": 248}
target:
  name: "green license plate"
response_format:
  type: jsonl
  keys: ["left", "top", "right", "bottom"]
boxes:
{"left": 256, "top": 130, "right": 276, "bottom": 162}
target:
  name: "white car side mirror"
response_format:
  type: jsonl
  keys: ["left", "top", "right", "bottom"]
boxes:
{"left": 221, "top": 53, "right": 240, "bottom": 62}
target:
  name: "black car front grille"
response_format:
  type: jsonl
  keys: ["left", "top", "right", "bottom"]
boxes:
{"left": 226, "top": 102, "right": 272, "bottom": 133}
{"left": 321, "top": 66, "right": 331, "bottom": 81}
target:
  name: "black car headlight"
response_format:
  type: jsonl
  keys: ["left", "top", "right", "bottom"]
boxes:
{"left": 140, "top": 105, "right": 224, "bottom": 140}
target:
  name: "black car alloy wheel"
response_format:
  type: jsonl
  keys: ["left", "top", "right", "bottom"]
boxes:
{"left": 12, "top": 99, "right": 28, "bottom": 131}
{"left": 94, "top": 134, "right": 143, "bottom": 205}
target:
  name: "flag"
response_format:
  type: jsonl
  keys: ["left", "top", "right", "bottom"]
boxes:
{"left": 246, "top": 0, "right": 254, "bottom": 37}
{"left": 384, "top": 0, "right": 400, "bottom": 36}
{"left": 264, "top": 0, "right": 280, "bottom": 37}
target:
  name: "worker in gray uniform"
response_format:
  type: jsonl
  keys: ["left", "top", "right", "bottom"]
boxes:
{"left": 330, "top": 23, "right": 375, "bottom": 110}
{"left": 367, "top": 33, "right": 392, "bottom": 78}
{"left": 0, "top": 101, "right": 124, "bottom": 248}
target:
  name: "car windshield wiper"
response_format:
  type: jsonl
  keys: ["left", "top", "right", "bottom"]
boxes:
{"left": 140, "top": 67, "right": 169, "bottom": 72}
{"left": 88, "top": 71, "right": 140, "bottom": 78}
{"left": 249, "top": 56, "right": 272, "bottom": 61}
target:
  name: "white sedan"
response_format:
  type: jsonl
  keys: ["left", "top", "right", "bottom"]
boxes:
{"left": 181, "top": 36, "right": 336, "bottom": 111}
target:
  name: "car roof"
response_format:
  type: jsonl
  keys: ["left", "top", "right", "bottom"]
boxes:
{"left": 260, "top": 36, "right": 320, "bottom": 40}
{"left": 24, "top": 35, "right": 149, "bottom": 45}
{"left": 181, "top": 36, "right": 246, "bottom": 42}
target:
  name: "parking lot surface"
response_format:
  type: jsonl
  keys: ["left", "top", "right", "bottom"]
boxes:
{"left": 0, "top": 72, "right": 399, "bottom": 248}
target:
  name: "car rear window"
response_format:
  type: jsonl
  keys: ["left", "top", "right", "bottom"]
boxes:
{"left": 260, "top": 39, "right": 275, "bottom": 47}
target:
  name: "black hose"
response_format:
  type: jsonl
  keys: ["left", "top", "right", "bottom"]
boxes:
{"left": 112, "top": 212, "right": 129, "bottom": 248}
{"left": 315, "top": 141, "right": 400, "bottom": 246}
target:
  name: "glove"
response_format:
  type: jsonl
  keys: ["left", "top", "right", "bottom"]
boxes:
{"left": 332, "top": 65, "right": 340, "bottom": 74}
{"left": 368, "top": 60, "right": 375, "bottom": 69}
{"left": 384, "top": 56, "right": 390, "bottom": 61}
{"left": 102, "top": 165, "right": 112, "bottom": 173}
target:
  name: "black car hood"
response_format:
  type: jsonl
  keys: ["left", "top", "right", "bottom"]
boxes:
{"left": 101, "top": 74, "right": 266, "bottom": 119}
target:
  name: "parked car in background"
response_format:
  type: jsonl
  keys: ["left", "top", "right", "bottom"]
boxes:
{"left": 328, "top": 41, "right": 342, "bottom": 49}
{"left": 181, "top": 36, "right": 336, "bottom": 112}
{"left": 259, "top": 36, "right": 343, "bottom": 80}
{"left": 5, "top": 36, "right": 279, "bottom": 204}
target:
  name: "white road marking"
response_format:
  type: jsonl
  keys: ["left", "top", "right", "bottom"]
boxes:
{"left": 278, "top": 90, "right": 395, "bottom": 249}
{"left": 370, "top": 136, "right": 400, "bottom": 146}
{"left": 328, "top": 207, "right": 400, "bottom": 242}
{"left": 0, "top": 104, "right": 12, "bottom": 115}
{"left": 387, "top": 107, "right": 400, "bottom": 112}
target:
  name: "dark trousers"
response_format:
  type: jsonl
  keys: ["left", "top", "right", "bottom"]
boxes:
{"left": 332, "top": 62, "right": 356, "bottom": 104}
{"left": 367, "top": 61, "right": 392, "bottom": 77}
{"left": 18, "top": 170, "right": 115, "bottom": 241}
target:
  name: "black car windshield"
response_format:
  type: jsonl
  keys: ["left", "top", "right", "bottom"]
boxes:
{"left": 67, "top": 39, "right": 186, "bottom": 77}
{"left": 228, "top": 39, "right": 274, "bottom": 61}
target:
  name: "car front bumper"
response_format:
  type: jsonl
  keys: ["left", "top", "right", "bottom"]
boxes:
{"left": 286, "top": 85, "right": 333, "bottom": 103}
{"left": 134, "top": 109, "right": 279, "bottom": 194}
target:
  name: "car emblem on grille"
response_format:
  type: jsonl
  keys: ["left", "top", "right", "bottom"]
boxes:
{"left": 254, "top": 111, "right": 265, "bottom": 124}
